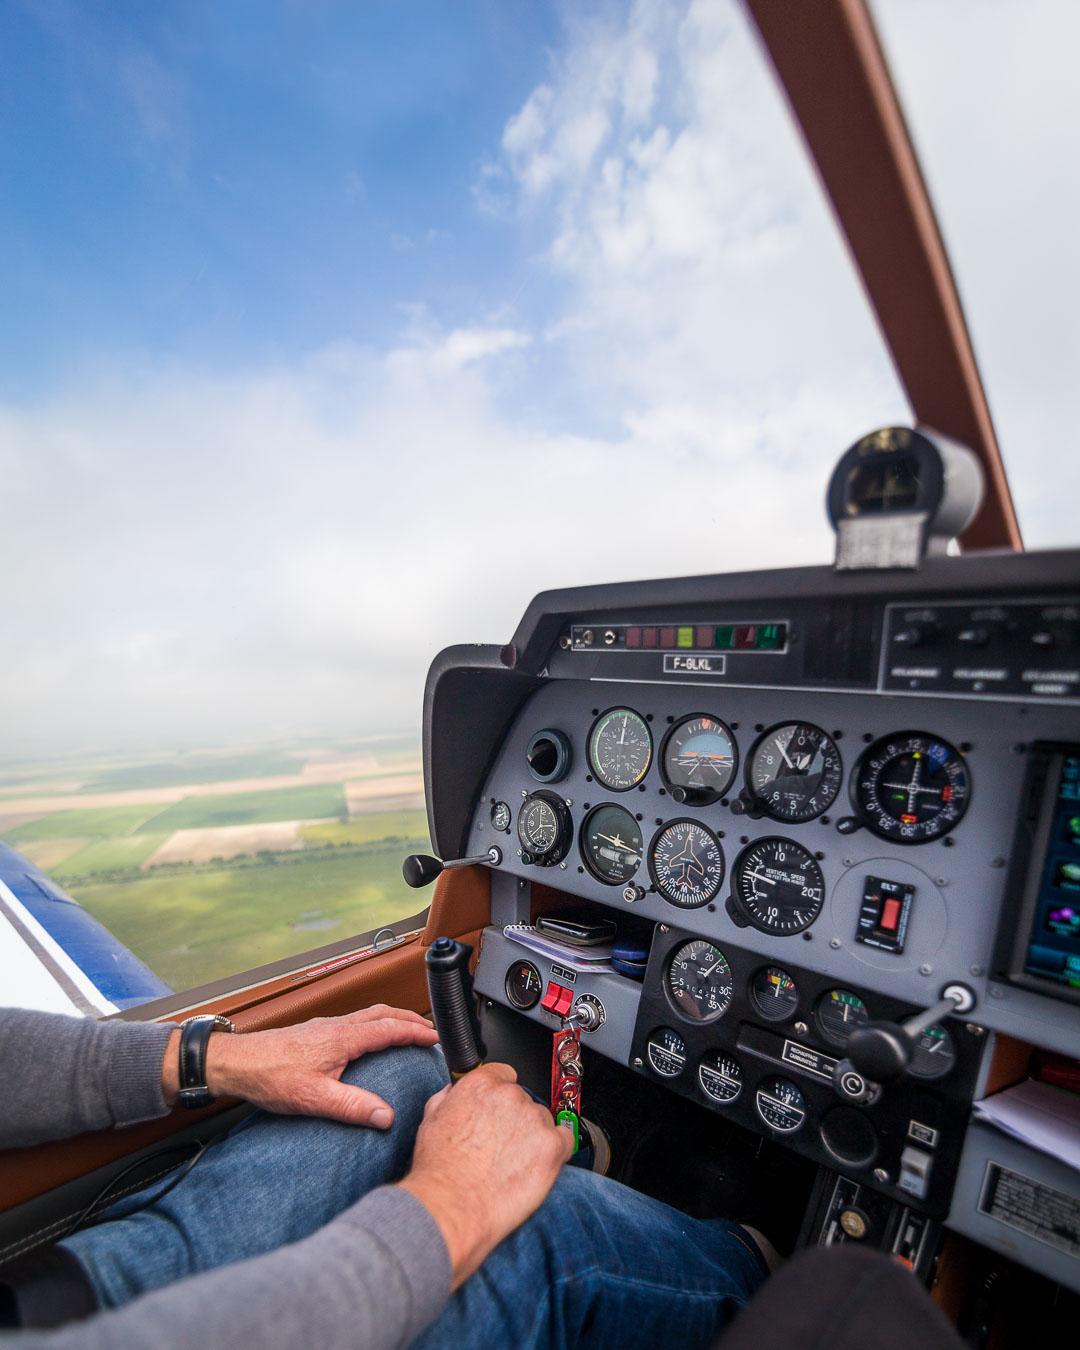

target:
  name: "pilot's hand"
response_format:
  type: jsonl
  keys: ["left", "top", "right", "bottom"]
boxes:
{"left": 162, "top": 1006, "right": 439, "bottom": 1129}
{"left": 398, "top": 1062, "right": 574, "bottom": 1289}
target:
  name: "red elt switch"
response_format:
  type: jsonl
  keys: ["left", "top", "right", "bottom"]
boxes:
{"left": 642, "top": 627, "right": 659, "bottom": 648}
{"left": 541, "top": 982, "right": 574, "bottom": 1017}
{"left": 626, "top": 627, "right": 642, "bottom": 648}
{"left": 879, "top": 897, "right": 902, "bottom": 933}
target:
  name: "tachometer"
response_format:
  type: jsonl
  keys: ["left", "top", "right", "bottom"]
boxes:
{"left": 667, "top": 940, "right": 733, "bottom": 1022}
{"left": 755, "top": 1076, "right": 806, "bottom": 1133}
{"left": 853, "top": 732, "right": 970, "bottom": 843}
{"left": 730, "top": 838, "right": 825, "bottom": 934}
{"left": 649, "top": 819, "right": 726, "bottom": 908}
{"left": 517, "top": 791, "right": 573, "bottom": 865}
{"left": 746, "top": 722, "right": 842, "bottom": 822}
{"left": 588, "top": 708, "right": 652, "bottom": 791}
{"left": 580, "top": 804, "right": 643, "bottom": 885}
{"left": 661, "top": 715, "right": 738, "bottom": 803}
{"left": 698, "top": 1052, "right": 743, "bottom": 1105}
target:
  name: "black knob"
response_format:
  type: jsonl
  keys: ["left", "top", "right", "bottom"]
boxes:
{"left": 403, "top": 854, "right": 443, "bottom": 888}
{"left": 729, "top": 792, "right": 765, "bottom": 819}
{"left": 846, "top": 1021, "right": 912, "bottom": 1082}
{"left": 671, "top": 785, "right": 711, "bottom": 806}
{"left": 835, "top": 816, "right": 862, "bottom": 835}
{"left": 893, "top": 622, "right": 937, "bottom": 648}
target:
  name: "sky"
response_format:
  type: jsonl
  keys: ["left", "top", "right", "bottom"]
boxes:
{"left": 1, "top": 0, "right": 1076, "bottom": 760}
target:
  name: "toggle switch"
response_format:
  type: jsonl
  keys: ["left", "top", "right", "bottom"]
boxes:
{"left": 541, "top": 982, "right": 574, "bottom": 1018}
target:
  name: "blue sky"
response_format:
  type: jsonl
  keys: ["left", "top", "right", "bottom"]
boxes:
{"left": 0, "top": 1, "right": 562, "bottom": 393}
{"left": 0, "top": 0, "right": 1074, "bottom": 757}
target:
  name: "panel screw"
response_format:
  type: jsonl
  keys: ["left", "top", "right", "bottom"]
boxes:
{"left": 659, "top": 924, "right": 669, "bottom": 933}
{"left": 565, "top": 798, "right": 573, "bottom": 807}
{"left": 989, "top": 987, "right": 1004, "bottom": 999}
{"left": 935, "top": 878, "right": 947, "bottom": 887}
{"left": 842, "top": 858, "right": 852, "bottom": 867}
{"left": 830, "top": 938, "right": 842, "bottom": 950}
{"left": 966, "top": 1024, "right": 985, "bottom": 1037}
{"left": 486, "top": 1000, "right": 494, "bottom": 1009}
{"left": 794, "top": 1021, "right": 809, "bottom": 1036}
{"left": 632, "top": 1057, "right": 643, "bottom": 1069}
{"left": 970, "top": 965, "right": 983, "bottom": 977}
{"left": 990, "top": 857, "right": 1006, "bottom": 869}
{"left": 873, "top": 1168, "right": 889, "bottom": 1183}
{"left": 919, "top": 963, "right": 932, "bottom": 976}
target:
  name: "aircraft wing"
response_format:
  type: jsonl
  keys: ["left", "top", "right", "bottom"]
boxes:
{"left": 0, "top": 842, "right": 171, "bottom": 1016}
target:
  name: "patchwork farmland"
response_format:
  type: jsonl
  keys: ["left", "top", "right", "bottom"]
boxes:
{"left": 0, "top": 736, "right": 429, "bottom": 993}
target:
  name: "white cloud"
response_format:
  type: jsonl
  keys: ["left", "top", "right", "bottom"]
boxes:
{"left": 3, "top": 0, "right": 920, "bottom": 757}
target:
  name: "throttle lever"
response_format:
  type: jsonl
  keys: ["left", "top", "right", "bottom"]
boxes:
{"left": 835, "top": 983, "right": 975, "bottom": 1099}
{"left": 425, "top": 936, "right": 485, "bottom": 1078}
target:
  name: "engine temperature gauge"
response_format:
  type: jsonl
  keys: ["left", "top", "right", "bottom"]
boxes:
{"left": 755, "top": 1076, "right": 807, "bottom": 1133}
{"left": 817, "top": 989, "right": 870, "bottom": 1045}
{"left": 751, "top": 966, "right": 798, "bottom": 1022}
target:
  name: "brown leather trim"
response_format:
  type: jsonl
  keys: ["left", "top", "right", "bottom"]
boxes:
{"left": 0, "top": 867, "right": 491, "bottom": 1213}
{"left": 746, "top": 0, "right": 1022, "bottom": 552}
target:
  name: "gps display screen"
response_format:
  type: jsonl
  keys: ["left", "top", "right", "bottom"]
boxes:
{"left": 1022, "top": 750, "right": 1080, "bottom": 994}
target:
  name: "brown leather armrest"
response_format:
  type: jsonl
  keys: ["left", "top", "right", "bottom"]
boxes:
{"left": 0, "top": 866, "right": 491, "bottom": 1212}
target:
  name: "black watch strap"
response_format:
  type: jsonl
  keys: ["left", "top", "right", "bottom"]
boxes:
{"left": 177, "top": 1015, "right": 235, "bottom": 1109}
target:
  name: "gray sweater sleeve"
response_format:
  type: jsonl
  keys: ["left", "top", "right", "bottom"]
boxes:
{"left": 0, "top": 1009, "right": 174, "bottom": 1149}
{"left": 10, "top": 1185, "right": 452, "bottom": 1350}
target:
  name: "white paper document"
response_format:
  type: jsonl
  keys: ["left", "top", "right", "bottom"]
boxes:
{"left": 973, "top": 1080, "right": 1080, "bottom": 1175}
{"left": 502, "top": 924, "right": 614, "bottom": 972}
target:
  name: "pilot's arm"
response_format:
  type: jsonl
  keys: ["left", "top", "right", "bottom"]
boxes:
{"left": 0, "top": 1009, "right": 571, "bottom": 1350}
{"left": 0, "top": 1004, "right": 441, "bottom": 1150}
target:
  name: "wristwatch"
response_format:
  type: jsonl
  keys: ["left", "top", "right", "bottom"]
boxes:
{"left": 177, "top": 1014, "right": 236, "bottom": 1109}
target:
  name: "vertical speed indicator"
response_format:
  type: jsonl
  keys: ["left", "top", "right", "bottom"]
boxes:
{"left": 730, "top": 838, "right": 825, "bottom": 934}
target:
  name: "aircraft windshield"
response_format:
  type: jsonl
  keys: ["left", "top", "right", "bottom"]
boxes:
{"left": 873, "top": 0, "right": 1080, "bottom": 548}
{"left": 0, "top": 0, "right": 909, "bottom": 1005}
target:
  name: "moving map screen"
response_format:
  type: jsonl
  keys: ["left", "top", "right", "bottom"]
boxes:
{"left": 1020, "top": 749, "right": 1080, "bottom": 998}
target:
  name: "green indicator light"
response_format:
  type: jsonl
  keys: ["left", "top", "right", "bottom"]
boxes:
{"left": 677, "top": 626, "right": 694, "bottom": 648}
{"left": 714, "top": 626, "right": 734, "bottom": 650}
{"left": 756, "top": 624, "right": 782, "bottom": 650}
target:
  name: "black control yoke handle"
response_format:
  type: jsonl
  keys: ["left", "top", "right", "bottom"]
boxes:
{"left": 846, "top": 983, "right": 975, "bottom": 1083}
{"left": 425, "top": 937, "right": 484, "bottom": 1078}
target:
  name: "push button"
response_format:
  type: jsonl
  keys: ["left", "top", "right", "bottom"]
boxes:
{"left": 541, "top": 982, "right": 573, "bottom": 1017}
{"left": 898, "top": 1146, "right": 933, "bottom": 1200}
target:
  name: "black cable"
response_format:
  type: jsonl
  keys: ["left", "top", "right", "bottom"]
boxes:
{"left": 62, "top": 1137, "right": 213, "bottom": 1239}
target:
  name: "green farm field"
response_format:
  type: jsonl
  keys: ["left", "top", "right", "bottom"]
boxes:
{"left": 74, "top": 845, "right": 428, "bottom": 991}
{"left": 0, "top": 736, "right": 427, "bottom": 998}
{"left": 135, "top": 783, "right": 347, "bottom": 832}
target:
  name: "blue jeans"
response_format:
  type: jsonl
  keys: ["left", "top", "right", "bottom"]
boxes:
{"left": 62, "top": 1046, "right": 766, "bottom": 1348}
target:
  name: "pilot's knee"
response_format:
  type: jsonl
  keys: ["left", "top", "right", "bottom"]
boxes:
{"left": 342, "top": 1043, "right": 449, "bottom": 1125}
